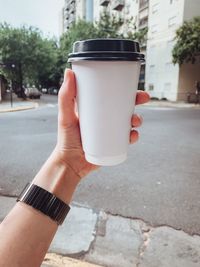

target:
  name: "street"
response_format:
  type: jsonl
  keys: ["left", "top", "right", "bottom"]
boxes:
{"left": 0, "top": 95, "right": 200, "bottom": 235}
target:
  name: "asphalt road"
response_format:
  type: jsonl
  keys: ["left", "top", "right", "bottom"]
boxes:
{"left": 0, "top": 95, "right": 200, "bottom": 235}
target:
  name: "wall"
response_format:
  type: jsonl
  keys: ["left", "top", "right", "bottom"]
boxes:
{"left": 177, "top": 59, "right": 200, "bottom": 101}
{"left": 176, "top": 0, "right": 200, "bottom": 101}
{"left": 145, "top": 0, "right": 185, "bottom": 101}
{"left": 85, "top": 0, "right": 94, "bottom": 21}
{"left": 59, "top": 8, "right": 64, "bottom": 35}
{"left": 76, "top": 0, "right": 86, "bottom": 20}
{"left": 183, "top": 0, "right": 200, "bottom": 21}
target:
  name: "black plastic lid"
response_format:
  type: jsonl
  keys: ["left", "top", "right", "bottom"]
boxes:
{"left": 68, "top": 39, "right": 145, "bottom": 62}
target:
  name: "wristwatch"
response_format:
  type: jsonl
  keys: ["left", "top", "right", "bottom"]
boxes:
{"left": 17, "top": 183, "right": 70, "bottom": 225}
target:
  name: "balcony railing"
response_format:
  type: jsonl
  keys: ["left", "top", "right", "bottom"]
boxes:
{"left": 68, "top": 15, "right": 75, "bottom": 24}
{"left": 139, "top": 0, "right": 149, "bottom": 10}
{"left": 112, "top": 0, "right": 125, "bottom": 11}
{"left": 139, "top": 17, "right": 148, "bottom": 29}
{"left": 100, "top": 0, "right": 110, "bottom": 6}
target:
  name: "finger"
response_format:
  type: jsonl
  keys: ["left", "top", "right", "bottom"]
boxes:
{"left": 136, "top": 91, "right": 150, "bottom": 105}
{"left": 130, "top": 130, "right": 139, "bottom": 144}
{"left": 58, "top": 69, "right": 77, "bottom": 127}
{"left": 131, "top": 114, "right": 143, "bottom": 128}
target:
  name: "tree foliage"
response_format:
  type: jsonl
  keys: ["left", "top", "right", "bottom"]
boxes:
{"left": 60, "top": 12, "right": 146, "bottom": 68}
{"left": 172, "top": 16, "right": 200, "bottom": 65}
{"left": 0, "top": 23, "right": 58, "bottom": 96}
{"left": 127, "top": 27, "right": 148, "bottom": 46}
{"left": 59, "top": 20, "right": 99, "bottom": 69}
{"left": 0, "top": 13, "right": 148, "bottom": 96}
{"left": 95, "top": 12, "right": 124, "bottom": 38}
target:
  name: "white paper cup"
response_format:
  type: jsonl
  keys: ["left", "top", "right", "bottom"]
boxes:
{"left": 68, "top": 39, "right": 144, "bottom": 166}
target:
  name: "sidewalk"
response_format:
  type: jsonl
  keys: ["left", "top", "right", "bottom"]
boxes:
{"left": 0, "top": 94, "right": 38, "bottom": 113}
{"left": 42, "top": 254, "right": 103, "bottom": 267}
{"left": 0, "top": 196, "right": 200, "bottom": 267}
{"left": 144, "top": 100, "right": 200, "bottom": 108}
{"left": 1, "top": 93, "right": 200, "bottom": 113}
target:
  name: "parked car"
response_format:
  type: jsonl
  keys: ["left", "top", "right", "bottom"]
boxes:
{"left": 48, "top": 87, "right": 59, "bottom": 95}
{"left": 41, "top": 88, "right": 48, "bottom": 94}
{"left": 25, "top": 88, "right": 42, "bottom": 99}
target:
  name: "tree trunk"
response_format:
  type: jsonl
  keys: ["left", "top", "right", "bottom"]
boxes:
{"left": 19, "top": 63, "right": 25, "bottom": 99}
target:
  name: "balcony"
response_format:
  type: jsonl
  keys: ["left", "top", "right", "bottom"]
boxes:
{"left": 100, "top": 0, "right": 110, "bottom": 6}
{"left": 112, "top": 0, "right": 125, "bottom": 11}
{"left": 139, "top": 7, "right": 148, "bottom": 20}
{"left": 139, "top": 0, "right": 149, "bottom": 11}
{"left": 139, "top": 17, "right": 148, "bottom": 29}
{"left": 66, "top": 3, "right": 75, "bottom": 14}
{"left": 68, "top": 15, "right": 75, "bottom": 25}
{"left": 65, "top": 0, "right": 75, "bottom": 4}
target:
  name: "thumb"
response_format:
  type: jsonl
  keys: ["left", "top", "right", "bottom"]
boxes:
{"left": 58, "top": 69, "right": 78, "bottom": 127}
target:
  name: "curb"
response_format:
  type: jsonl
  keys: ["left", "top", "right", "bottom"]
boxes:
{"left": 43, "top": 253, "right": 103, "bottom": 267}
{"left": 0, "top": 102, "right": 39, "bottom": 113}
{"left": 143, "top": 101, "right": 200, "bottom": 109}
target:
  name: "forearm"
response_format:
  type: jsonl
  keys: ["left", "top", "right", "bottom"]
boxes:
{"left": 0, "top": 151, "right": 80, "bottom": 267}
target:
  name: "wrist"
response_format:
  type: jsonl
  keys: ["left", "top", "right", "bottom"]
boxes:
{"left": 32, "top": 151, "right": 81, "bottom": 204}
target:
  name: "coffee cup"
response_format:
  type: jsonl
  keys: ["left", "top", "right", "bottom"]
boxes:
{"left": 68, "top": 39, "right": 144, "bottom": 166}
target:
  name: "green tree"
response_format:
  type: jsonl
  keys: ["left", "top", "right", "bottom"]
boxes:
{"left": 127, "top": 27, "right": 148, "bottom": 46}
{"left": 60, "top": 13, "right": 129, "bottom": 70}
{"left": 59, "top": 20, "right": 99, "bottom": 72}
{"left": 95, "top": 12, "right": 124, "bottom": 38}
{"left": 0, "top": 23, "right": 58, "bottom": 97}
{"left": 60, "top": 13, "right": 147, "bottom": 68}
{"left": 172, "top": 16, "right": 200, "bottom": 65}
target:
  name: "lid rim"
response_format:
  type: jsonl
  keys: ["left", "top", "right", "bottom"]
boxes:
{"left": 68, "top": 38, "right": 145, "bottom": 62}
{"left": 68, "top": 57, "right": 145, "bottom": 63}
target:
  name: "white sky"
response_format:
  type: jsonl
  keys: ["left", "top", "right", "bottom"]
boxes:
{"left": 0, "top": 0, "right": 64, "bottom": 38}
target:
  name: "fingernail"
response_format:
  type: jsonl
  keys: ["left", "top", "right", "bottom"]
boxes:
{"left": 64, "top": 69, "right": 70, "bottom": 83}
{"left": 139, "top": 114, "right": 143, "bottom": 124}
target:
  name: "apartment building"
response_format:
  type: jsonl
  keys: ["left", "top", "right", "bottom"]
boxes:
{"left": 63, "top": 0, "right": 142, "bottom": 33}
{"left": 61, "top": 0, "right": 200, "bottom": 101}
{"left": 146, "top": 0, "right": 200, "bottom": 101}
{"left": 63, "top": 0, "right": 93, "bottom": 32}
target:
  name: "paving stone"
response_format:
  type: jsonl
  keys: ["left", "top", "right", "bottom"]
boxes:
{"left": 49, "top": 206, "right": 98, "bottom": 255}
{"left": 139, "top": 226, "right": 200, "bottom": 267}
{"left": 85, "top": 212, "right": 143, "bottom": 267}
{"left": 42, "top": 253, "right": 103, "bottom": 267}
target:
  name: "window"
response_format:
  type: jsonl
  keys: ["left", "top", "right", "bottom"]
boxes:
{"left": 139, "top": 17, "right": 148, "bottom": 28}
{"left": 166, "top": 39, "right": 174, "bottom": 51}
{"left": 152, "top": 3, "right": 158, "bottom": 14}
{"left": 151, "top": 24, "right": 158, "bottom": 33}
{"left": 164, "top": 83, "right": 171, "bottom": 91}
{"left": 149, "top": 84, "right": 154, "bottom": 91}
{"left": 150, "top": 44, "right": 156, "bottom": 54}
{"left": 149, "top": 65, "right": 155, "bottom": 73}
{"left": 165, "top": 62, "right": 172, "bottom": 71}
{"left": 168, "top": 16, "right": 176, "bottom": 27}
{"left": 167, "top": 39, "right": 174, "bottom": 44}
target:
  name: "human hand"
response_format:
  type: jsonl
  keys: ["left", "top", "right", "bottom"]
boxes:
{"left": 54, "top": 69, "right": 150, "bottom": 180}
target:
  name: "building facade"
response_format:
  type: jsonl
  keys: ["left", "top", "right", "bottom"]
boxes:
{"left": 63, "top": 0, "right": 94, "bottom": 32}
{"left": 63, "top": 0, "right": 141, "bottom": 33}
{"left": 61, "top": 0, "right": 200, "bottom": 101}
{"left": 145, "top": 0, "right": 200, "bottom": 101}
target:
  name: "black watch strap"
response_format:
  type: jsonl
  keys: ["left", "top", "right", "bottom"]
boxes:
{"left": 17, "top": 183, "right": 70, "bottom": 225}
